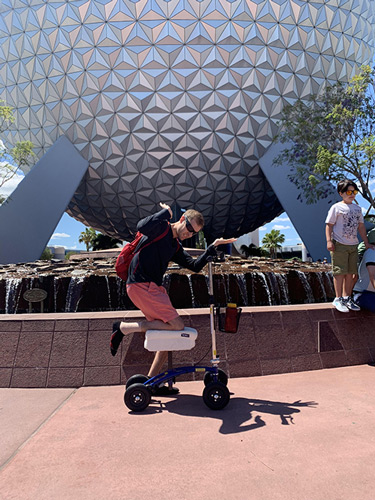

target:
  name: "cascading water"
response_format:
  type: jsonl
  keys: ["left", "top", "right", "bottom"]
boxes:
{"left": 105, "top": 276, "right": 112, "bottom": 310}
{"left": 323, "top": 271, "right": 335, "bottom": 298}
{"left": 186, "top": 275, "right": 197, "bottom": 308}
{"left": 316, "top": 272, "right": 328, "bottom": 302}
{"left": 162, "top": 274, "right": 172, "bottom": 294}
{"left": 0, "top": 259, "right": 335, "bottom": 313}
{"left": 275, "top": 273, "right": 289, "bottom": 305}
{"left": 258, "top": 272, "right": 272, "bottom": 305}
{"left": 5, "top": 278, "right": 22, "bottom": 314}
{"left": 65, "top": 277, "right": 85, "bottom": 312}
{"left": 296, "top": 271, "right": 315, "bottom": 303}
{"left": 235, "top": 274, "right": 248, "bottom": 306}
{"left": 53, "top": 276, "right": 59, "bottom": 312}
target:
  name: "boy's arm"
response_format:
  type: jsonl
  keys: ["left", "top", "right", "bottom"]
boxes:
{"left": 358, "top": 223, "right": 375, "bottom": 249}
{"left": 326, "top": 224, "right": 335, "bottom": 251}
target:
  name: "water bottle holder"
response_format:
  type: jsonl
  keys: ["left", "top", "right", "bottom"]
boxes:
{"left": 215, "top": 306, "right": 242, "bottom": 333}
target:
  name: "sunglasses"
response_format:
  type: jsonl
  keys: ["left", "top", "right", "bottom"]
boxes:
{"left": 344, "top": 190, "right": 358, "bottom": 196}
{"left": 184, "top": 216, "right": 198, "bottom": 235}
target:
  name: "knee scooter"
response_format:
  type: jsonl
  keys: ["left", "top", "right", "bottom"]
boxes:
{"left": 124, "top": 258, "right": 236, "bottom": 411}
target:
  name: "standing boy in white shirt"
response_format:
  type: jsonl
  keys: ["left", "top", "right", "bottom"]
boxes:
{"left": 325, "top": 179, "right": 373, "bottom": 312}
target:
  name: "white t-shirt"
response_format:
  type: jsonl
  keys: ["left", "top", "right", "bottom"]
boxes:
{"left": 354, "top": 248, "right": 375, "bottom": 293}
{"left": 325, "top": 202, "right": 364, "bottom": 245}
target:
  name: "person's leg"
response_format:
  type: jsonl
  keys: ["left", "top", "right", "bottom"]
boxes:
{"left": 331, "top": 243, "right": 350, "bottom": 312}
{"left": 110, "top": 282, "right": 185, "bottom": 360}
{"left": 125, "top": 282, "right": 185, "bottom": 389}
{"left": 119, "top": 315, "right": 184, "bottom": 335}
{"left": 333, "top": 274, "right": 345, "bottom": 298}
{"left": 343, "top": 274, "right": 357, "bottom": 297}
{"left": 343, "top": 246, "right": 360, "bottom": 311}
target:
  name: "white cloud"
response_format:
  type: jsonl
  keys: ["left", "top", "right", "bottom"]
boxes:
{"left": 274, "top": 216, "right": 290, "bottom": 222}
{"left": 259, "top": 226, "right": 267, "bottom": 231}
{"left": 272, "top": 224, "right": 291, "bottom": 230}
{"left": 48, "top": 244, "right": 77, "bottom": 250}
{"left": 51, "top": 232, "right": 71, "bottom": 239}
{"left": 0, "top": 172, "right": 24, "bottom": 197}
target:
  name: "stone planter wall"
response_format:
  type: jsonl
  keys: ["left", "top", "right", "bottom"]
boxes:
{"left": 0, "top": 304, "right": 374, "bottom": 388}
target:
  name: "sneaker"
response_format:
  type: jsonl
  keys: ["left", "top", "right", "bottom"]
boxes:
{"left": 110, "top": 321, "right": 124, "bottom": 356}
{"left": 345, "top": 297, "right": 361, "bottom": 311}
{"left": 332, "top": 297, "right": 349, "bottom": 313}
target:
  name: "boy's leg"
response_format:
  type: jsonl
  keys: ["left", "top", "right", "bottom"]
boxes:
{"left": 333, "top": 274, "right": 345, "bottom": 298}
{"left": 342, "top": 247, "right": 361, "bottom": 310}
{"left": 343, "top": 274, "right": 358, "bottom": 297}
{"left": 331, "top": 242, "right": 350, "bottom": 312}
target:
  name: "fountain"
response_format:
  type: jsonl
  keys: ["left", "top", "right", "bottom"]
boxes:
{"left": 0, "top": 255, "right": 334, "bottom": 314}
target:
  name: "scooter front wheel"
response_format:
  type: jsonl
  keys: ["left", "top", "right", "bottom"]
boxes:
{"left": 124, "top": 383, "right": 151, "bottom": 412}
{"left": 202, "top": 382, "right": 230, "bottom": 410}
{"left": 203, "top": 369, "right": 228, "bottom": 386}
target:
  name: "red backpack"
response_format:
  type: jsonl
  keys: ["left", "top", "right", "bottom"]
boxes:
{"left": 115, "top": 225, "right": 170, "bottom": 281}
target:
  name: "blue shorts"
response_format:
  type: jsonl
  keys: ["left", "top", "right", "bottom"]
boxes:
{"left": 355, "top": 291, "right": 375, "bottom": 313}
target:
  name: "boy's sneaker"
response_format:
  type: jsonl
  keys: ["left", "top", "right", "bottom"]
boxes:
{"left": 345, "top": 297, "right": 361, "bottom": 311}
{"left": 332, "top": 297, "right": 349, "bottom": 313}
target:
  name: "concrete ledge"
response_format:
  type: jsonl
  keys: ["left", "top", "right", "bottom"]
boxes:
{"left": 1, "top": 304, "right": 374, "bottom": 388}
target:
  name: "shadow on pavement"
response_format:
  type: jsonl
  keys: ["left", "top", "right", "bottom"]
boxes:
{"left": 129, "top": 394, "right": 318, "bottom": 434}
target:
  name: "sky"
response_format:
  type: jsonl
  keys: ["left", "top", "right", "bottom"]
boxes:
{"left": 1, "top": 171, "right": 374, "bottom": 252}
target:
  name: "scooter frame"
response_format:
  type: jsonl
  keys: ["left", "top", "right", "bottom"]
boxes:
{"left": 124, "top": 259, "right": 231, "bottom": 411}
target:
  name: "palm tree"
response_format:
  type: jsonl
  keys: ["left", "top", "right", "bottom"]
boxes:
{"left": 78, "top": 227, "right": 97, "bottom": 251}
{"left": 261, "top": 229, "right": 285, "bottom": 259}
{"left": 92, "top": 233, "right": 122, "bottom": 251}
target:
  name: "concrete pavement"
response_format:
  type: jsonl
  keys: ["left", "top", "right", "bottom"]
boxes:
{"left": 1, "top": 365, "right": 374, "bottom": 500}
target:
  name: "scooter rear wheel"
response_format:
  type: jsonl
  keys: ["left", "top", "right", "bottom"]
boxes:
{"left": 203, "top": 381, "right": 230, "bottom": 410}
{"left": 126, "top": 374, "right": 149, "bottom": 389}
{"left": 124, "top": 383, "right": 151, "bottom": 412}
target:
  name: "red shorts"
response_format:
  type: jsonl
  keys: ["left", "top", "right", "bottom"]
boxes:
{"left": 126, "top": 282, "right": 179, "bottom": 323}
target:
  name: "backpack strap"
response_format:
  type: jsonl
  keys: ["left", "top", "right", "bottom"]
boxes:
{"left": 133, "top": 223, "right": 171, "bottom": 263}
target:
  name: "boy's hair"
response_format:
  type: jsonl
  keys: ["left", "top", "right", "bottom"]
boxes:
{"left": 184, "top": 209, "right": 204, "bottom": 228}
{"left": 337, "top": 179, "right": 358, "bottom": 194}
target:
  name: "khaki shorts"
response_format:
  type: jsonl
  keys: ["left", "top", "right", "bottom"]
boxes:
{"left": 330, "top": 240, "right": 358, "bottom": 275}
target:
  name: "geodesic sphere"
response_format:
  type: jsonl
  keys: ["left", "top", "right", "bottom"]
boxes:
{"left": 1, "top": 0, "right": 375, "bottom": 240}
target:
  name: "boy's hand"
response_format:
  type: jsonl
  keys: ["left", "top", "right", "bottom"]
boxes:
{"left": 159, "top": 202, "right": 173, "bottom": 218}
{"left": 365, "top": 242, "right": 375, "bottom": 250}
{"left": 327, "top": 241, "right": 335, "bottom": 252}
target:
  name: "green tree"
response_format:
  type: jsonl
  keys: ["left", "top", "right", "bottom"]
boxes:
{"left": 240, "top": 243, "right": 262, "bottom": 258}
{"left": 195, "top": 230, "right": 206, "bottom": 249}
{"left": 65, "top": 251, "right": 77, "bottom": 260}
{"left": 78, "top": 227, "right": 97, "bottom": 251}
{"left": 0, "top": 100, "right": 35, "bottom": 204}
{"left": 262, "top": 229, "right": 285, "bottom": 259}
{"left": 274, "top": 65, "right": 375, "bottom": 217}
{"left": 91, "top": 233, "right": 122, "bottom": 251}
{"left": 40, "top": 247, "right": 53, "bottom": 261}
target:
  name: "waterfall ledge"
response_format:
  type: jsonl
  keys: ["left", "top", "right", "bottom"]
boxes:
{"left": 1, "top": 303, "right": 374, "bottom": 388}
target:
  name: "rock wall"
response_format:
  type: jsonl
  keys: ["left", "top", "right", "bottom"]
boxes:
{"left": 1, "top": 304, "right": 374, "bottom": 388}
